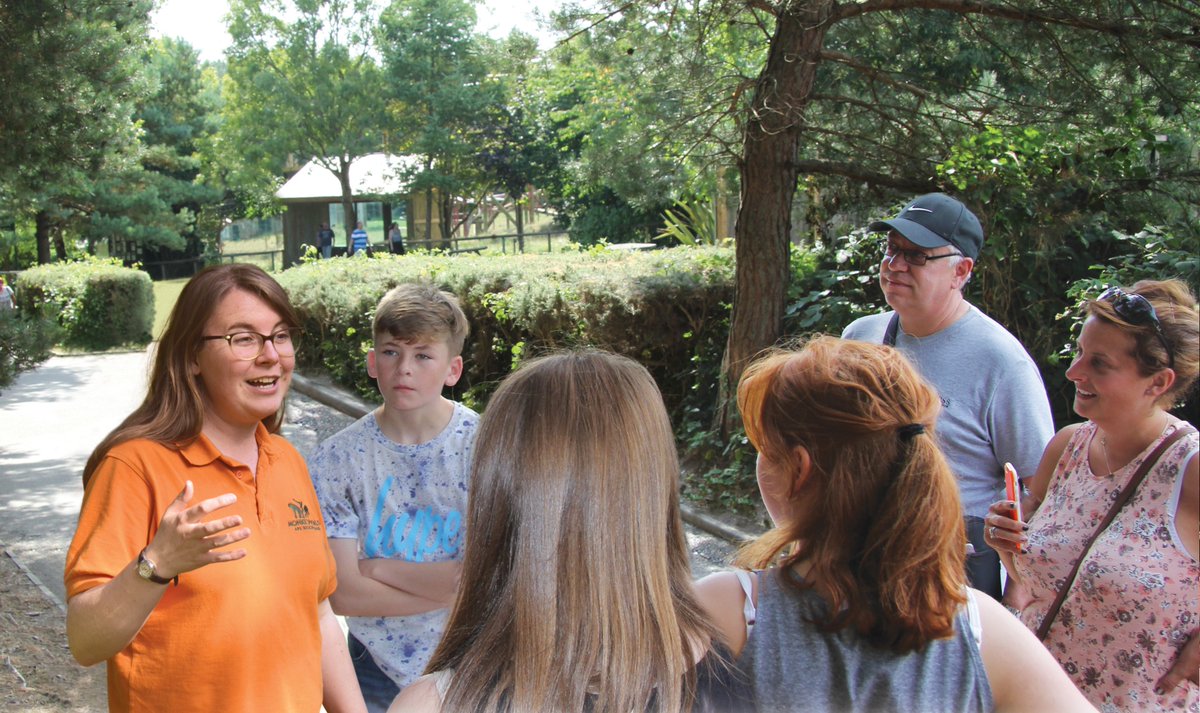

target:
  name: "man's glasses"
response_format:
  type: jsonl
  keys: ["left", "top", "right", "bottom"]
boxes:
{"left": 882, "top": 241, "right": 962, "bottom": 267}
{"left": 202, "top": 329, "right": 300, "bottom": 361}
{"left": 1097, "top": 287, "right": 1174, "bottom": 369}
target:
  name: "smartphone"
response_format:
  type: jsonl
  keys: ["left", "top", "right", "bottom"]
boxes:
{"left": 1003, "top": 462, "right": 1024, "bottom": 553}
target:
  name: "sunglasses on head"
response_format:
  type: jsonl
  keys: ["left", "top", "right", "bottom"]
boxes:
{"left": 1097, "top": 286, "right": 1174, "bottom": 370}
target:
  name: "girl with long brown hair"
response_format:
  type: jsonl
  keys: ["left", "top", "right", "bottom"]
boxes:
{"left": 390, "top": 350, "right": 749, "bottom": 713}
{"left": 696, "top": 336, "right": 1094, "bottom": 713}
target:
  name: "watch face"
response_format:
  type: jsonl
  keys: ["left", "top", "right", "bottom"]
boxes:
{"left": 137, "top": 555, "right": 155, "bottom": 580}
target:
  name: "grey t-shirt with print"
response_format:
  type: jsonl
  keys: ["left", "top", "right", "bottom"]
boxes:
{"left": 308, "top": 402, "right": 479, "bottom": 687}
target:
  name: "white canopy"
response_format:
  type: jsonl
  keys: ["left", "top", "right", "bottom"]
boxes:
{"left": 275, "top": 153, "right": 423, "bottom": 201}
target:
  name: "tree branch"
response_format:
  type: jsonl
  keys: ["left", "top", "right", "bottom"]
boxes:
{"left": 833, "top": 0, "right": 1200, "bottom": 47}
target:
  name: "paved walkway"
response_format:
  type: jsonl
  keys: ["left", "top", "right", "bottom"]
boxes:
{"left": 0, "top": 352, "right": 739, "bottom": 609}
{"left": 0, "top": 352, "right": 149, "bottom": 606}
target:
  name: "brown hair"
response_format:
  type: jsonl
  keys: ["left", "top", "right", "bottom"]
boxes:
{"left": 372, "top": 282, "right": 469, "bottom": 356}
{"left": 82, "top": 264, "right": 300, "bottom": 486}
{"left": 735, "top": 336, "right": 967, "bottom": 653}
{"left": 1084, "top": 278, "right": 1199, "bottom": 406}
{"left": 427, "top": 350, "right": 716, "bottom": 712}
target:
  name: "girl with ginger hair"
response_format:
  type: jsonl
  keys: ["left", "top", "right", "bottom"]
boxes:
{"left": 696, "top": 336, "right": 1094, "bottom": 713}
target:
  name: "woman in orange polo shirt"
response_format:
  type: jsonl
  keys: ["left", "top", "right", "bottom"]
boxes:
{"left": 64, "top": 264, "right": 365, "bottom": 713}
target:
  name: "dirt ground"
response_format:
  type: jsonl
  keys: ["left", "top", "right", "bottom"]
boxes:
{"left": 0, "top": 551, "right": 105, "bottom": 713}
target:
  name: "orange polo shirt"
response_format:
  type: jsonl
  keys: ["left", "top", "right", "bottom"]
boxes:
{"left": 65, "top": 425, "right": 337, "bottom": 712}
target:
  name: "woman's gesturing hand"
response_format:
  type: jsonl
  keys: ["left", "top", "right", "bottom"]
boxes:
{"left": 143, "top": 480, "right": 252, "bottom": 579}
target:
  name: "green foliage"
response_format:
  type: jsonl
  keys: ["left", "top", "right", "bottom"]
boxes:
{"left": 126, "top": 38, "right": 226, "bottom": 258}
{"left": 279, "top": 246, "right": 733, "bottom": 404}
{"left": 278, "top": 246, "right": 799, "bottom": 512}
{"left": 542, "top": 3, "right": 758, "bottom": 209}
{"left": 1076, "top": 227, "right": 1199, "bottom": 297}
{"left": 0, "top": 310, "right": 58, "bottom": 394}
{"left": 656, "top": 199, "right": 719, "bottom": 246}
{"left": 783, "top": 237, "right": 880, "bottom": 336}
{"left": 678, "top": 420, "right": 758, "bottom": 513}
{"left": 17, "top": 258, "right": 154, "bottom": 350}
{"left": 0, "top": 0, "right": 152, "bottom": 197}
{"left": 378, "top": 0, "right": 496, "bottom": 242}
{"left": 565, "top": 189, "right": 662, "bottom": 246}
{"left": 475, "top": 33, "right": 562, "bottom": 224}
{"left": 1062, "top": 226, "right": 1199, "bottom": 419}
{"left": 223, "top": 0, "right": 384, "bottom": 227}
{"left": 0, "top": 0, "right": 157, "bottom": 265}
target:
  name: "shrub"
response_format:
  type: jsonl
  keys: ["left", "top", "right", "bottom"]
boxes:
{"left": 0, "top": 310, "right": 57, "bottom": 393}
{"left": 278, "top": 246, "right": 818, "bottom": 514}
{"left": 279, "top": 246, "right": 735, "bottom": 409}
{"left": 17, "top": 258, "right": 154, "bottom": 350}
{"left": 280, "top": 244, "right": 806, "bottom": 511}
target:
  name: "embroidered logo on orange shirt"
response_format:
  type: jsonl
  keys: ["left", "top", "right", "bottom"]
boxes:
{"left": 287, "top": 499, "right": 321, "bottom": 532}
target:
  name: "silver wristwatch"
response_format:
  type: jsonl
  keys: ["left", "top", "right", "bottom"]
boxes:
{"left": 136, "top": 548, "right": 176, "bottom": 586}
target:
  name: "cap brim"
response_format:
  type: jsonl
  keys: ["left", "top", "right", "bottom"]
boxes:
{"left": 868, "top": 218, "right": 952, "bottom": 250}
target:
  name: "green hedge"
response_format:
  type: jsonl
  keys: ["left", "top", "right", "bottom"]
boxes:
{"left": 279, "top": 246, "right": 739, "bottom": 412}
{"left": 279, "top": 246, "right": 817, "bottom": 513}
{"left": 17, "top": 259, "right": 154, "bottom": 350}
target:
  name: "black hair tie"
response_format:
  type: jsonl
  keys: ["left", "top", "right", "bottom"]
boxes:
{"left": 897, "top": 423, "right": 925, "bottom": 441}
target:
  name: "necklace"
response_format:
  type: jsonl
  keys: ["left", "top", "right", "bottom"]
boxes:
{"left": 1098, "top": 414, "right": 1172, "bottom": 477}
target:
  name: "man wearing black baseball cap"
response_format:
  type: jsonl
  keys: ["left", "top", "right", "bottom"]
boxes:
{"left": 842, "top": 193, "right": 1053, "bottom": 601}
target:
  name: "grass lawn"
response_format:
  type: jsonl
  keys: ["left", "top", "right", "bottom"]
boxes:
{"left": 152, "top": 278, "right": 189, "bottom": 340}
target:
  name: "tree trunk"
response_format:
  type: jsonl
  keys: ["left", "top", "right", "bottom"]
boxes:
{"left": 53, "top": 229, "right": 67, "bottom": 261}
{"left": 437, "top": 192, "right": 453, "bottom": 251}
{"left": 424, "top": 192, "right": 434, "bottom": 251}
{"left": 716, "top": 1, "right": 833, "bottom": 435}
{"left": 337, "top": 157, "right": 357, "bottom": 248}
{"left": 514, "top": 190, "right": 525, "bottom": 253}
{"left": 35, "top": 210, "right": 52, "bottom": 264}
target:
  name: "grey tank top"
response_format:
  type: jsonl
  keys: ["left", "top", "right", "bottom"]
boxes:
{"left": 740, "top": 569, "right": 994, "bottom": 713}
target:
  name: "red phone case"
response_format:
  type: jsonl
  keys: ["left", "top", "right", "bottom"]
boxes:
{"left": 1004, "top": 463, "right": 1024, "bottom": 553}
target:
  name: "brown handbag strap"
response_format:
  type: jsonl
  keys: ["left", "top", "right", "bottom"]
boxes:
{"left": 1036, "top": 424, "right": 1195, "bottom": 641}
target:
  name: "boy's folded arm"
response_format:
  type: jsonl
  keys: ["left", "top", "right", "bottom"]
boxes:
{"left": 358, "top": 558, "right": 461, "bottom": 603}
{"left": 326, "top": 539, "right": 447, "bottom": 617}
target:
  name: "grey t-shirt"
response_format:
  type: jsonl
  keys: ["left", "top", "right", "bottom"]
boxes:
{"left": 308, "top": 403, "right": 479, "bottom": 688}
{"left": 843, "top": 306, "right": 1053, "bottom": 517}
{"left": 740, "top": 568, "right": 994, "bottom": 713}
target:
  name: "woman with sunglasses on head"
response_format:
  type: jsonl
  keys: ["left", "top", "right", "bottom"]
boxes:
{"left": 696, "top": 336, "right": 1095, "bottom": 713}
{"left": 64, "top": 264, "right": 365, "bottom": 713}
{"left": 985, "top": 279, "right": 1199, "bottom": 712}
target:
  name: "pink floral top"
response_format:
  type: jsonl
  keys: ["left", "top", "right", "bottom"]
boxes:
{"left": 1013, "top": 421, "right": 1199, "bottom": 713}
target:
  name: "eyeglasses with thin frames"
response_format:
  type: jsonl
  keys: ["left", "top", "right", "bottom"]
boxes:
{"left": 1097, "top": 287, "right": 1174, "bottom": 370}
{"left": 882, "top": 241, "right": 962, "bottom": 267}
{"left": 201, "top": 329, "right": 300, "bottom": 361}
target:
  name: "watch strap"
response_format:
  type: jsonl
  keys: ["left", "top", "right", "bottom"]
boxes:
{"left": 137, "top": 548, "right": 179, "bottom": 586}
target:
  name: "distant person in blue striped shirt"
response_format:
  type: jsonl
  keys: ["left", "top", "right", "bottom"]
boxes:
{"left": 350, "top": 222, "right": 370, "bottom": 256}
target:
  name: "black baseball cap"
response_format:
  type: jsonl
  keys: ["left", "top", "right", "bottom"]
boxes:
{"left": 868, "top": 193, "right": 983, "bottom": 260}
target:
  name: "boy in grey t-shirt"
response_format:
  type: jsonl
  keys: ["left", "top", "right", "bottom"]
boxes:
{"left": 308, "top": 283, "right": 478, "bottom": 712}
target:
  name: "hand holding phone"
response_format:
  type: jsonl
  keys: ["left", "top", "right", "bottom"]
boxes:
{"left": 1003, "top": 462, "right": 1024, "bottom": 553}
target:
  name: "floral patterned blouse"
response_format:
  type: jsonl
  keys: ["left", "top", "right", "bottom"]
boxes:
{"left": 1012, "top": 421, "right": 1199, "bottom": 713}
